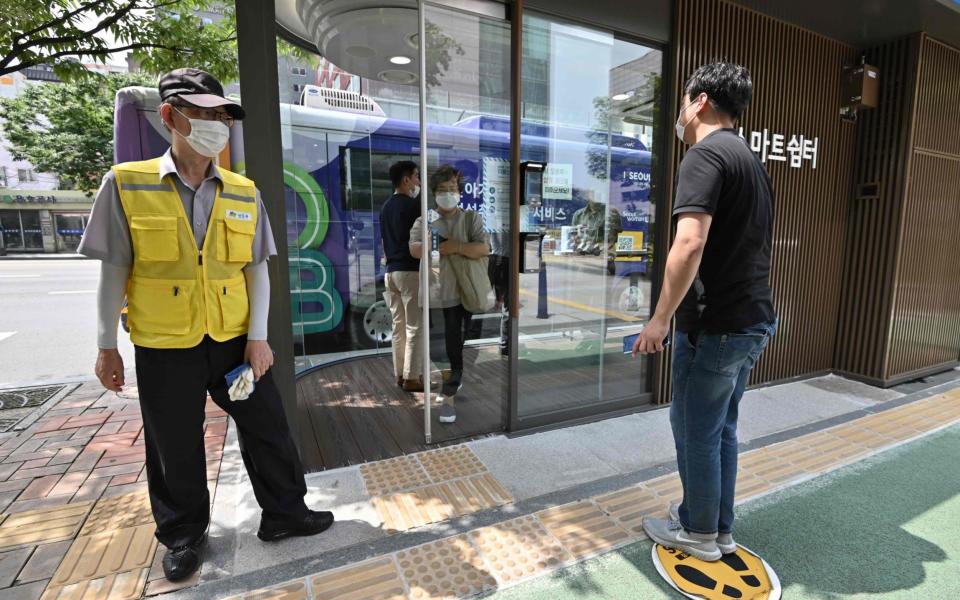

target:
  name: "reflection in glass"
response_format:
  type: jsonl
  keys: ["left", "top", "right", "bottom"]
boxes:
{"left": 419, "top": 5, "right": 512, "bottom": 442}
{"left": 515, "top": 14, "right": 662, "bottom": 420}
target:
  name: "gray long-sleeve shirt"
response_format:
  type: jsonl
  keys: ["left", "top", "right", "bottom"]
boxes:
{"left": 79, "top": 149, "right": 277, "bottom": 348}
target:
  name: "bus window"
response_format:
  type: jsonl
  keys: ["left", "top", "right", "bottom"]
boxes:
{"left": 340, "top": 148, "right": 420, "bottom": 213}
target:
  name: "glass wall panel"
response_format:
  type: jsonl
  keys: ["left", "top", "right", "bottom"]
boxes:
{"left": 515, "top": 14, "right": 662, "bottom": 421}
{"left": 21, "top": 211, "right": 43, "bottom": 249}
{"left": 0, "top": 211, "right": 24, "bottom": 249}
{"left": 55, "top": 214, "right": 86, "bottom": 252}
{"left": 420, "top": 2, "right": 511, "bottom": 441}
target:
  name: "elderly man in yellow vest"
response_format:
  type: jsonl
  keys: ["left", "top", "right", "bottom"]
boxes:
{"left": 78, "top": 69, "right": 334, "bottom": 582}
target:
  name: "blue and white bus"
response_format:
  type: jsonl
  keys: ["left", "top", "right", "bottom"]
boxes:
{"left": 114, "top": 86, "right": 653, "bottom": 357}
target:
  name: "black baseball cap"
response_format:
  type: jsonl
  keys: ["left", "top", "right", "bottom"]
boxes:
{"left": 158, "top": 68, "right": 245, "bottom": 120}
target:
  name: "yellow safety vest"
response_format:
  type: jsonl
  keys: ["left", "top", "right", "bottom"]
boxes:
{"left": 114, "top": 157, "right": 258, "bottom": 349}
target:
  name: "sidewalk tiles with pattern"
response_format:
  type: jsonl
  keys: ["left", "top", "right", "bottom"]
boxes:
{"left": 0, "top": 381, "right": 227, "bottom": 600}
{"left": 1, "top": 380, "right": 957, "bottom": 600}
{"left": 226, "top": 386, "right": 960, "bottom": 600}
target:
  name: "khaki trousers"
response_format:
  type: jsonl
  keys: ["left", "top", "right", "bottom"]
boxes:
{"left": 383, "top": 271, "right": 422, "bottom": 380}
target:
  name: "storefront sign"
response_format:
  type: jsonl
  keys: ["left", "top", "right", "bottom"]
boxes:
{"left": 737, "top": 128, "right": 819, "bottom": 169}
{"left": 0, "top": 190, "right": 93, "bottom": 206}
{"left": 2, "top": 194, "right": 58, "bottom": 204}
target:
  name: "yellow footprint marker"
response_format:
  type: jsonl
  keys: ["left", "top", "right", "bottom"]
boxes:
{"left": 652, "top": 544, "right": 781, "bottom": 599}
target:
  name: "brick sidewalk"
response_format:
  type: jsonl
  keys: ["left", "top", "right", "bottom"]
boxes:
{"left": 0, "top": 381, "right": 227, "bottom": 600}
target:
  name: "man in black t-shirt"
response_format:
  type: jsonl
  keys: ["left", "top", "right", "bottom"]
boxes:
{"left": 633, "top": 63, "right": 777, "bottom": 562}
{"left": 381, "top": 161, "right": 423, "bottom": 392}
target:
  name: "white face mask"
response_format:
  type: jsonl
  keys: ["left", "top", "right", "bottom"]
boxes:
{"left": 174, "top": 108, "right": 230, "bottom": 158}
{"left": 435, "top": 191, "right": 459, "bottom": 210}
{"left": 674, "top": 99, "right": 698, "bottom": 144}
{"left": 410, "top": 185, "right": 420, "bottom": 198}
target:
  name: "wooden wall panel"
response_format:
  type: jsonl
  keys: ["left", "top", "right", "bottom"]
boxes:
{"left": 834, "top": 36, "right": 920, "bottom": 381}
{"left": 886, "top": 36, "right": 960, "bottom": 380}
{"left": 913, "top": 37, "right": 960, "bottom": 157}
{"left": 659, "top": 0, "right": 858, "bottom": 401}
{"left": 838, "top": 34, "right": 960, "bottom": 385}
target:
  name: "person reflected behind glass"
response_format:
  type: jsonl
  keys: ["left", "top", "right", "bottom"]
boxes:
{"left": 409, "top": 165, "right": 490, "bottom": 425}
{"left": 381, "top": 161, "right": 423, "bottom": 392}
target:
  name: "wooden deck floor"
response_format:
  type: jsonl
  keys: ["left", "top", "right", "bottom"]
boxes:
{"left": 294, "top": 348, "right": 508, "bottom": 472}
{"left": 293, "top": 343, "right": 649, "bottom": 472}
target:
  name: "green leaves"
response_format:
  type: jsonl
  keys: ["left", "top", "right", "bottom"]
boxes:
{"left": 1, "top": 1, "right": 239, "bottom": 83}
{"left": 0, "top": 72, "right": 152, "bottom": 194}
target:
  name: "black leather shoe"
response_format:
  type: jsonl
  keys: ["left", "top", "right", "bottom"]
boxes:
{"left": 162, "top": 534, "right": 206, "bottom": 582}
{"left": 257, "top": 510, "right": 335, "bottom": 542}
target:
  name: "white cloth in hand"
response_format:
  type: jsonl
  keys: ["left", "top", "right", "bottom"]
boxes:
{"left": 228, "top": 367, "right": 255, "bottom": 401}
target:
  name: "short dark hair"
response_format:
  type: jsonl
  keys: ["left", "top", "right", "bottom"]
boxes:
{"left": 389, "top": 160, "right": 419, "bottom": 188}
{"left": 683, "top": 62, "right": 753, "bottom": 120}
{"left": 429, "top": 164, "right": 463, "bottom": 195}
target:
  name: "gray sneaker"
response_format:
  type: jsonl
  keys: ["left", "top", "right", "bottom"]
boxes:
{"left": 668, "top": 502, "right": 737, "bottom": 554}
{"left": 642, "top": 516, "right": 721, "bottom": 562}
{"left": 438, "top": 404, "right": 456, "bottom": 424}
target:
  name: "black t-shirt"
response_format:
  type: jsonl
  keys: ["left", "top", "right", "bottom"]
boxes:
{"left": 380, "top": 193, "right": 420, "bottom": 272}
{"left": 673, "top": 128, "right": 776, "bottom": 333}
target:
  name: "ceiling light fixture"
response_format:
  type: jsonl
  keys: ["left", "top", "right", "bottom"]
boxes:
{"left": 389, "top": 55, "right": 412, "bottom": 65}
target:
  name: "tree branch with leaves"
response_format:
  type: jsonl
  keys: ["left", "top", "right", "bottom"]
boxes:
{"left": 1, "top": 0, "right": 240, "bottom": 82}
{"left": 0, "top": 73, "right": 153, "bottom": 194}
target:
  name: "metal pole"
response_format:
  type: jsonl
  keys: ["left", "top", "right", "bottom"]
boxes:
{"left": 507, "top": 0, "right": 522, "bottom": 431}
{"left": 418, "top": 0, "right": 432, "bottom": 444}
{"left": 235, "top": 1, "right": 298, "bottom": 424}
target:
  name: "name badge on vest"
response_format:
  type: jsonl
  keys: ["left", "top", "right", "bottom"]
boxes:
{"left": 226, "top": 209, "right": 253, "bottom": 222}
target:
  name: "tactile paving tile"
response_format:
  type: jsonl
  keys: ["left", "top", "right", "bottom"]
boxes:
{"left": 374, "top": 473, "right": 514, "bottom": 532}
{"left": 644, "top": 474, "right": 683, "bottom": 501}
{"left": 222, "top": 579, "right": 309, "bottom": 600}
{"left": 361, "top": 455, "right": 432, "bottom": 496}
{"left": 0, "top": 501, "right": 93, "bottom": 551}
{"left": 417, "top": 445, "right": 487, "bottom": 482}
{"left": 594, "top": 485, "right": 664, "bottom": 536}
{"left": 537, "top": 501, "right": 632, "bottom": 559}
{"left": 398, "top": 535, "right": 497, "bottom": 599}
{"left": 470, "top": 515, "right": 571, "bottom": 585}
{"left": 311, "top": 556, "right": 406, "bottom": 600}
{"left": 80, "top": 490, "right": 153, "bottom": 536}
{"left": 50, "top": 524, "right": 157, "bottom": 587}
{"left": 41, "top": 568, "right": 149, "bottom": 600}
{"left": 816, "top": 425, "right": 888, "bottom": 448}
{"left": 734, "top": 474, "right": 775, "bottom": 499}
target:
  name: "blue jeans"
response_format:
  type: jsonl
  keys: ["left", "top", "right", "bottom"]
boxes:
{"left": 670, "top": 320, "right": 777, "bottom": 535}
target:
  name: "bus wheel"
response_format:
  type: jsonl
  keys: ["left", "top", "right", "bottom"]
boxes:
{"left": 350, "top": 300, "right": 393, "bottom": 348}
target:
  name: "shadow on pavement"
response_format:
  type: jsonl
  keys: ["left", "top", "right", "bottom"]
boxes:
{"left": 710, "top": 424, "right": 959, "bottom": 597}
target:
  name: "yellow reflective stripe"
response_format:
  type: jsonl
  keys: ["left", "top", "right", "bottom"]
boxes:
{"left": 120, "top": 183, "right": 170, "bottom": 191}
{"left": 220, "top": 191, "right": 255, "bottom": 202}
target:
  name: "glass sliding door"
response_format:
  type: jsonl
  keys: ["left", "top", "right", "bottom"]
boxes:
{"left": 513, "top": 13, "right": 662, "bottom": 427}
{"left": 419, "top": 0, "right": 511, "bottom": 442}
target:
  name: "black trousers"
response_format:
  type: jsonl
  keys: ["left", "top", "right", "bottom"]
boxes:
{"left": 488, "top": 255, "right": 510, "bottom": 353}
{"left": 135, "top": 335, "right": 308, "bottom": 549}
{"left": 430, "top": 305, "right": 474, "bottom": 375}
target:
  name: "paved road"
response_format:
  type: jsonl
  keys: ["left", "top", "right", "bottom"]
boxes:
{"left": 0, "top": 255, "right": 652, "bottom": 386}
{"left": 490, "top": 423, "right": 960, "bottom": 600}
{"left": 0, "top": 259, "right": 136, "bottom": 387}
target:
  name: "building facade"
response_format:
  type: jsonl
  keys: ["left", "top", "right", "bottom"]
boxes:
{"left": 0, "top": 69, "right": 97, "bottom": 254}
{"left": 219, "top": 0, "right": 960, "bottom": 470}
